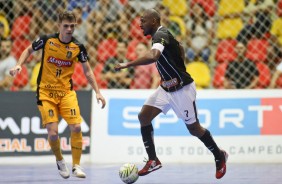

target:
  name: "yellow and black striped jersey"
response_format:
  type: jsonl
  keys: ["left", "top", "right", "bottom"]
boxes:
{"left": 32, "top": 33, "right": 88, "bottom": 91}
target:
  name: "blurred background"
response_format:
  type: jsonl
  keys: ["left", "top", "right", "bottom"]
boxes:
{"left": 1, "top": 0, "right": 282, "bottom": 91}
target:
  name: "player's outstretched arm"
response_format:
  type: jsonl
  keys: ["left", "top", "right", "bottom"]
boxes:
{"left": 81, "top": 61, "right": 106, "bottom": 108}
{"left": 9, "top": 45, "right": 34, "bottom": 77}
{"left": 115, "top": 49, "right": 161, "bottom": 71}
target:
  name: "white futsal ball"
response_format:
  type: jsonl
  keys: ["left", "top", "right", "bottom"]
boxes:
{"left": 119, "top": 163, "right": 139, "bottom": 184}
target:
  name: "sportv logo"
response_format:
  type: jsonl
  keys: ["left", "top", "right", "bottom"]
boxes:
{"left": 0, "top": 116, "right": 90, "bottom": 135}
{"left": 107, "top": 98, "right": 282, "bottom": 136}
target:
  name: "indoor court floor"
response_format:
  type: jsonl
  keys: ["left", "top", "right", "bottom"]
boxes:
{"left": 0, "top": 163, "right": 281, "bottom": 184}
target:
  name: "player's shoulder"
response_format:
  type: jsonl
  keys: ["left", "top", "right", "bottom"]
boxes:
{"left": 71, "top": 37, "right": 85, "bottom": 47}
{"left": 153, "top": 26, "right": 169, "bottom": 39}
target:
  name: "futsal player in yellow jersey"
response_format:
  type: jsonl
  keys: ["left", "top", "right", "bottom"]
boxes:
{"left": 10, "top": 11, "right": 106, "bottom": 179}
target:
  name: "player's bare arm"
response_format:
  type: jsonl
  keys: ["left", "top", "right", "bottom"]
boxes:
{"left": 115, "top": 49, "right": 161, "bottom": 71}
{"left": 81, "top": 61, "right": 106, "bottom": 108}
{"left": 9, "top": 45, "right": 34, "bottom": 77}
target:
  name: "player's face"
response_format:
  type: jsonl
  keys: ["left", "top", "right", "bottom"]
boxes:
{"left": 59, "top": 20, "right": 76, "bottom": 38}
{"left": 140, "top": 15, "right": 153, "bottom": 36}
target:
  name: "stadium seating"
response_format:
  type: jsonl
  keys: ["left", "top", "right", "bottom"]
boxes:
{"left": 246, "top": 39, "right": 269, "bottom": 62}
{"left": 212, "top": 62, "right": 227, "bottom": 88}
{"left": 169, "top": 15, "right": 186, "bottom": 37}
{"left": 97, "top": 38, "right": 117, "bottom": 63}
{"left": 162, "top": 0, "right": 188, "bottom": 16}
{"left": 191, "top": 0, "right": 216, "bottom": 17}
{"left": 270, "top": 17, "right": 282, "bottom": 45}
{"left": 1, "top": 0, "right": 280, "bottom": 90}
{"left": 72, "top": 63, "right": 88, "bottom": 90}
{"left": 215, "top": 39, "right": 237, "bottom": 63}
{"left": 10, "top": 65, "right": 29, "bottom": 91}
{"left": 255, "top": 62, "right": 271, "bottom": 88}
{"left": 93, "top": 62, "right": 108, "bottom": 89}
{"left": 277, "top": 0, "right": 282, "bottom": 17}
{"left": 186, "top": 61, "right": 211, "bottom": 89}
{"left": 126, "top": 39, "right": 148, "bottom": 61}
{"left": 275, "top": 74, "right": 282, "bottom": 88}
{"left": 11, "top": 15, "right": 32, "bottom": 60}
{"left": 216, "top": 0, "right": 244, "bottom": 39}
{"left": 0, "top": 13, "right": 10, "bottom": 38}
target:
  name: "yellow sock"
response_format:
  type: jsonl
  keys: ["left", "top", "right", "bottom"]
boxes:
{"left": 71, "top": 131, "right": 83, "bottom": 166}
{"left": 48, "top": 138, "right": 63, "bottom": 161}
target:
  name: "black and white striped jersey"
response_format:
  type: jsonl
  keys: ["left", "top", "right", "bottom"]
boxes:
{"left": 152, "top": 26, "right": 194, "bottom": 92}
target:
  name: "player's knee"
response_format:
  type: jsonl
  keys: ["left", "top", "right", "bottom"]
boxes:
{"left": 48, "top": 131, "right": 59, "bottom": 141}
{"left": 138, "top": 112, "right": 145, "bottom": 123}
{"left": 188, "top": 127, "right": 198, "bottom": 137}
{"left": 138, "top": 112, "right": 150, "bottom": 126}
{"left": 186, "top": 122, "right": 204, "bottom": 137}
{"left": 69, "top": 124, "right": 81, "bottom": 133}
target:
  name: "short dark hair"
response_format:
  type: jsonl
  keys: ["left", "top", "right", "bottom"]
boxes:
{"left": 58, "top": 11, "right": 76, "bottom": 23}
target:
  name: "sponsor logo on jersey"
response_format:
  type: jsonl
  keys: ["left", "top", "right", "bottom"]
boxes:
{"left": 49, "top": 48, "right": 58, "bottom": 52}
{"left": 45, "top": 84, "right": 60, "bottom": 89}
{"left": 161, "top": 38, "right": 165, "bottom": 45}
{"left": 48, "top": 109, "right": 54, "bottom": 117}
{"left": 49, "top": 41, "right": 61, "bottom": 48}
{"left": 65, "top": 46, "right": 76, "bottom": 50}
{"left": 162, "top": 78, "right": 178, "bottom": 88}
{"left": 66, "top": 51, "right": 72, "bottom": 59}
{"left": 47, "top": 56, "right": 72, "bottom": 67}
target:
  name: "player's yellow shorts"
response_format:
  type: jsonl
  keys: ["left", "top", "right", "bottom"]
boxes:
{"left": 37, "top": 89, "right": 82, "bottom": 126}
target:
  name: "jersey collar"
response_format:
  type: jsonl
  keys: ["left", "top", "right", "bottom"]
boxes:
{"left": 153, "top": 26, "right": 163, "bottom": 37}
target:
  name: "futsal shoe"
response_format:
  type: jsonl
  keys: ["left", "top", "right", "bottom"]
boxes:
{"left": 72, "top": 164, "right": 86, "bottom": 178}
{"left": 138, "top": 157, "right": 162, "bottom": 176}
{"left": 56, "top": 159, "right": 70, "bottom": 179}
{"left": 215, "top": 150, "right": 229, "bottom": 179}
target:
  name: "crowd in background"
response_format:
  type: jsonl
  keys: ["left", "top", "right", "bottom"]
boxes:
{"left": 1, "top": 0, "right": 282, "bottom": 91}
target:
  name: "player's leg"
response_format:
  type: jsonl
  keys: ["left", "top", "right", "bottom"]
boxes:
{"left": 138, "top": 105, "right": 162, "bottom": 176}
{"left": 60, "top": 91, "right": 85, "bottom": 178}
{"left": 138, "top": 86, "right": 170, "bottom": 176}
{"left": 69, "top": 123, "right": 85, "bottom": 178}
{"left": 38, "top": 98, "right": 70, "bottom": 179}
{"left": 186, "top": 122, "right": 228, "bottom": 179}
{"left": 46, "top": 122, "right": 70, "bottom": 179}
{"left": 173, "top": 82, "right": 228, "bottom": 179}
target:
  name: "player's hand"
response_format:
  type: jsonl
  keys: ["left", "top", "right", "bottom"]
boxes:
{"left": 114, "top": 63, "right": 128, "bottom": 71}
{"left": 9, "top": 65, "right": 22, "bottom": 77}
{"left": 96, "top": 93, "right": 106, "bottom": 109}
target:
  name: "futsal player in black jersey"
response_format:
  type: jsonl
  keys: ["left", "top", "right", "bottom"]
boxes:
{"left": 115, "top": 9, "right": 228, "bottom": 179}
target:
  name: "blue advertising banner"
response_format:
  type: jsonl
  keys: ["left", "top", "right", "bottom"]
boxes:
{"left": 107, "top": 97, "right": 280, "bottom": 136}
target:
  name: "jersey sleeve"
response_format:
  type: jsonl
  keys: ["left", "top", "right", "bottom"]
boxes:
{"left": 77, "top": 44, "right": 89, "bottom": 63}
{"left": 32, "top": 35, "right": 47, "bottom": 51}
{"left": 152, "top": 31, "right": 169, "bottom": 53}
{"left": 153, "top": 31, "right": 169, "bottom": 47}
